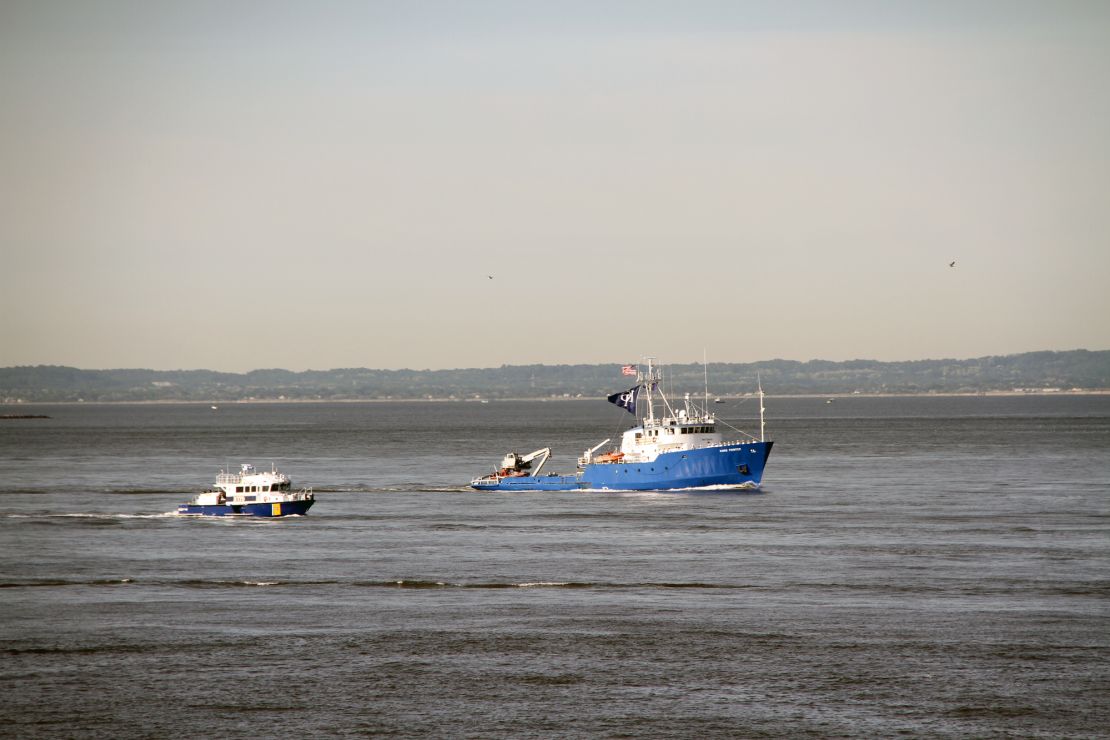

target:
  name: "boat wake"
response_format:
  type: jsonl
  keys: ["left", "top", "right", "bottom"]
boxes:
{"left": 0, "top": 512, "right": 177, "bottom": 520}
{"left": 593, "top": 483, "right": 762, "bottom": 494}
{"left": 314, "top": 485, "right": 474, "bottom": 494}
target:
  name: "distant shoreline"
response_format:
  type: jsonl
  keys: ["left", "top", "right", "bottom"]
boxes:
{"left": 5, "top": 350, "right": 1107, "bottom": 405}
{"left": 4, "top": 389, "right": 1109, "bottom": 406}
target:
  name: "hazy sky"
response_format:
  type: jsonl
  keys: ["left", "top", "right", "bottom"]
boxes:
{"left": 2, "top": 1, "right": 1108, "bottom": 372}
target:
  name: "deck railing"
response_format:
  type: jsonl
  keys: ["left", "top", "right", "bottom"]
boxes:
{"left": 216, "top": 473, "right": 290, "bottom": 485}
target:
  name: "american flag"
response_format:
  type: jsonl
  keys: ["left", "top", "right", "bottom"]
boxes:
{"left": 621, "top": 364, "right": 637, "bottom": 376}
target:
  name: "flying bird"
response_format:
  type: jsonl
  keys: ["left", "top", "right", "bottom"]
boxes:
{"left": 949, "top": 261, "right": 956, "bottom": 268}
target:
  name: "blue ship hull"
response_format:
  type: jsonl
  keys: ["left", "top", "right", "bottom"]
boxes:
{"left": 473, "top": 441, "right": 773, "bottom": 492}
{"left": 176, "top": 499, "right": 314, "bottom": 517}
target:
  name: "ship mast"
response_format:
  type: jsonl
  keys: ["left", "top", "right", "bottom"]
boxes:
{"left": 758, "top": 374, "right": 765, "bottom": 442}
{"left": 643, "top": 357, "right": 656, "bottom": 425}
{"left": 703, "top": 348, "right": 709, "bottom": 420}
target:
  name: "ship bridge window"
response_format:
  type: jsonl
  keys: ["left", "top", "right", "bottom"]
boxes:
{"left": 236, "top": 486, "right": 243, "bottom": 493}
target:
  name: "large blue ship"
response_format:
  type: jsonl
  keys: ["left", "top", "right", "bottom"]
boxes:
{"left": 471, "top": 359, "right": 772, "bottom": 492}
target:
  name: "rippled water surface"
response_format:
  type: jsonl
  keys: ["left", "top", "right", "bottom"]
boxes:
{"left": 2, "top": 397, "right": 1108, "bottom": 737}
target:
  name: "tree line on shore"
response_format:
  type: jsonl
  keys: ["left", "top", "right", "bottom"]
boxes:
{"left": 1, "top": 350, "right": 1107, "bottom": 403}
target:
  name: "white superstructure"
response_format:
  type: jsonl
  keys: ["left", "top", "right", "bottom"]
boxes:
{"left": 578, "top": 358, "right": 761, "bottom": 466}
{"left": 188, "top": 463, "right": 312, "bottom": 506}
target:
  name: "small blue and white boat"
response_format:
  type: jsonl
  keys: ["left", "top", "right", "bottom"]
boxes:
{"left": 177, "top": 464, "right": 314, "bottom": 517}
{"left": 471, "top": 359, "right": 773, "bottom": 492}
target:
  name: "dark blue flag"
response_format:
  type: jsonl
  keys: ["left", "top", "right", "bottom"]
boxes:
{"left": 607, "top": 384, "right": 641, "bottom": 415}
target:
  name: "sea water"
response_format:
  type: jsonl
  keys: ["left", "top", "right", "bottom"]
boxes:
{"left": 1, "top": 396, "right": 1108, "bottom": 737}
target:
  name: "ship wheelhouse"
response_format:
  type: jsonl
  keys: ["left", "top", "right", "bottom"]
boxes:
{"left": 620, "top": 411, "right": 723, "bottom": 462}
